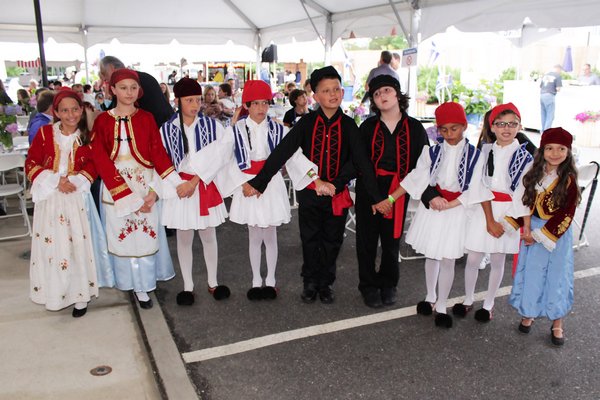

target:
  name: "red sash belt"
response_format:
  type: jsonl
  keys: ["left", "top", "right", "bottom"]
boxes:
{"left": 492, "top": 191, "right": 512, "bottom": 202}
{"left": 377, "top": 168, "right": 405, "bottom": 239}
{"left": 242, "top": 160, "right": 266, "bottom": 175}
{"left": 306, "top": 182, "right": 353, "bottom": 216}
{"left": 179, "top": 172, "right": 223, "bottom": 216}
{"left": 435, "top": 185, "right": 461, "bottom": 201}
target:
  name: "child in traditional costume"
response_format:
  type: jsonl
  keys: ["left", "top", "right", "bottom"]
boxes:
{"left": 355, "top": 75, "right": 429, "bottom": 308}
{"left": 454, "top": 103, "right": 533, "bottom": 322}
{"left": 388, "top": 102, "right": 491, "bottom": 328}
{"left": 159, "top": 78, "right": 229, "bottom": 305}
{"left": 246, "top": 67, "right": 382, "bottom": 304}
{"left": 509, "top": 127, "right": 580, "bottom": 346}
{"left": 91, "top": 69, "right": 182, "bottom": 309}
{"left": 26, "top": 90, "right": 111, "bottom": 317}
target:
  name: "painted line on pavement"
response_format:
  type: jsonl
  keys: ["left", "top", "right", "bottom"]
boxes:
{"left": 182, "top": 266, "right": 600, "bottom": 364}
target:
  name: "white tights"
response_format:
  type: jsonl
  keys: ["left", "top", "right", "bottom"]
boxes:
{"left": 176, "top": 228, "right": 219, "bottom": 291}
{"left": 464, "top": 251, "right": 506, "bottom": 310}
{"left": 248, "top": 225, "right": 278, "bottom": 287}
{"left": 424, "top": 258, "right": 456, "bottom": 314}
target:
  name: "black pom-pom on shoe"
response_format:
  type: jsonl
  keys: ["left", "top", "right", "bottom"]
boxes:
{"left": 416, "top": 301, "right": 433, "bottom": 315}
{"left": 474, "top": 308, "right": 492, "bottom": 322}
{"left": 451, "top": 303, "right": 472, "bottom": 317}
{"left": 261, "top": 286, "right": 278, "bottom": 300}
{"left": 434, "top": 313, "right": 453, "bottom": 328}
{"left": 209, "top": 285, "right": 231, "bottom": 300}
{"left": 247, "top": 287, "right": 263, "bottom": 301}
{"left": 176, "top": 291, "right": 195, "bottom": 306}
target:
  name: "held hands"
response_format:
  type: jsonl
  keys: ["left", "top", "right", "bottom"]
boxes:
{"left": 57, "top": 176, "right": 77, "bottom": 194}
{"left": 242, "top": 182, "right": 260, "bottom": 198}
{"left": 314, "top": 179, "right": 335, "bottom": 197}
{"left": 138, "top": 190, "right": 158, "bottom": 213}
{"left": 372, "top": 198, "right": 393, "bottom": 215}
{"left": 429, "top": 196, "right": 448, "bottom": 211}
{"left": 486, "top": 220, "right": 505, "bottom": 239}
{"left": 521, "top": 226, "right": 534, "bottom": 246}
{"left": 176, "top": 179, "right": 197, "bottom": 198}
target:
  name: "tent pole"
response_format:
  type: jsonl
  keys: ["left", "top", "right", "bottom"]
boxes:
{"left": 324, "top": 15, "right": 332, "bottom": 65}
{"left": 407, "top": 4, "right": 420, "bottom": 115}
{"left": 33, "top": 0, "right": 48, "bottom": 87}
{"left": 256, "top": 32, "right": 262, "bottom": 82}
{"left": 82, "top": 27, "right": 90, "bottom": 84}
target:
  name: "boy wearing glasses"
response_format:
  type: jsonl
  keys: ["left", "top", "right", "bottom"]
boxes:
{"left": 453, "top": 103, "right": 533, "bottom": 323}
{"left": 245, "top": 66, "right": 383, "bottom": 304}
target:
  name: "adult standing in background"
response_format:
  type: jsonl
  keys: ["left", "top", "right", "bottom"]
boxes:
{"left": 364, "top": 51, "right": 400, "bottom": 93}
{"left": 539, "top": 64, "right": 562, "bottom": 132}
{"left": 578, "top": 63, "right": 600, "bottom": 85}
{"left": 99, "top": 56, "right": 174, "bottom": 127}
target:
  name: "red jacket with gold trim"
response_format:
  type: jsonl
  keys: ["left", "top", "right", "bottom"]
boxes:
{"left": 25, "top": 124, "right": 97, "bottom": 184}
{"left": 91, "top": 109, "right": 176, "bottom": 201}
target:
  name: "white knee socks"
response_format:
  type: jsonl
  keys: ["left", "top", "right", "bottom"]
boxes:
{"left": 435, "top": 258, "right": 456, "bottom": 314}
{"left": 464, "top": 251, "right": 485, "bottom": 306}
{"left": 424, "top": 258, "right": 440, "bottom": 304}
{"left": 198, "top": 228, "right": 219, "bottom": 288}
{"left": 483, "top": 253, "right": 506, "bottom": 310}
{"left": 177, "top": 228, "right": 220, "bottom": 291}
{"left": 248, "top": 225, "right": 278, "bottom": 287}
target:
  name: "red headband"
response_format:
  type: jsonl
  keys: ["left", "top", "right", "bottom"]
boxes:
{"left": 489, "top": 102, "right": 521, "bottom": 126}
{"left": 242, "top": 80, "right": 272, "bottom": 103}
{"left": 540, "top": 127, "right": 573, "bottom": 149}
{"left": 435, "top": 101, "right": 467, "bottom": 127}
{"left": 52, "top": 89, "right": 83, "bottom": 118}
{"left": 109, "top": 68, "right": 144, "bottom": 99}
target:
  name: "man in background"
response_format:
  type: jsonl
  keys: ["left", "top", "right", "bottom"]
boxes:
{"left": 539, "top": 64, "right": 562, "bottom": 132}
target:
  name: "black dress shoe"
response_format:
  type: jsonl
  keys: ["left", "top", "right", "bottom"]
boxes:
{"left": 319, "top": 286, "right": 335, "bottom": 304}
{"left": 261, "top": 286, "right": 278, "bottom": 300}
{"left": 138, "top": 298, "right": 153, "bottom": 309}
{"left": 434, "top": 313, "right": 453, "bottom": 328}
{"left": 381, "top": 287, "right": 397, "bottom": 306}
{"left": 551, "top": 326, "right": 565, "bottom": 346}
{"left": 518, "top": 318, "right": 534, "bottom": 334}
{"left": 176, "top": 291, "right": 195, "bottom": 306}
{"left": 363, "top": 289, "right": 383, "bottom": 308}
{"left": 72, "top": 306, "right": 87, "bottom": 318}
{"left": 416, "top": 301, "right": 433, "bottom": 315}
{"left": 301, "top": 285, "right": 318, "bottom": 303}
{"left": 247, "top": 287, "right": 263, "bottom": 301}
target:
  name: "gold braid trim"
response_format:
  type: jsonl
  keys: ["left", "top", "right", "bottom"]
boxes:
{"left": 160, "top": 166, "right": 175, "bottom": 179}
{"left": 109, "top": 182, "right": 130, "bottom": 198}
{"left": 27, "top": 165, "right": 43, "bottom": 181}
{"left": 79, "top": 170, "right": 94, "bottom": 183}
{"left": 540, "top": 225, "right": 558, "bottom": 243}
{"left": 504, "top": 216, "right": 520, "bottom": 230}
{"left": 534, "top": 177, "right": 559, "bottom": 220}
{"left": 126, "top": 112, "right": 153, "bottom": 168}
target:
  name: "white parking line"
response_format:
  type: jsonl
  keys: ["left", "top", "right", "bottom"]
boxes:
{"left": 182, "top": 266, "right": 600, "bottom": 364}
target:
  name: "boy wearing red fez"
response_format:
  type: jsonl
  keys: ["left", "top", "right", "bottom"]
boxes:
{"left": 387, "top": 101, "right": 491, "bottom": 327}
{"left": 355, "top": 74, "right": 429, "bottom": 308}
{"left": 91, "top": 69, "right": 182, "bottom": 309}
{"left": 158, "top": 77, "right": 230, "bottom": 305}
{"left": 453, "top": 103, "right": 533, "bottom": 323}
{"left": 26, "top": 90, "right": 112, "bottom": 317}
{"left": 214, "top": 80, "right": 316, "bottom": 300}
{"left": 245, "top": 66, "right": 383, "bottom": 304}
{"left": 509, "top": 127, "right": 580, "bottom": 346}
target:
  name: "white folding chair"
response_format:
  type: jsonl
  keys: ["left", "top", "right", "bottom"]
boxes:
{"left": 399, "top": 197, "right": 425, "bottom": 261}
{"left": 345, "top": 189, "right": 356, "bottom": 234}
{"left": 573, "top": 161, "right": 599, "bottom": 250}
{"left": 0, "top": 154, "right": 32, "bottom": 240}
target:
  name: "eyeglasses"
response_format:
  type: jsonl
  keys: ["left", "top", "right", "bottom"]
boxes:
{"left": 493, "top": 121, "right": 519, "bottom": 128}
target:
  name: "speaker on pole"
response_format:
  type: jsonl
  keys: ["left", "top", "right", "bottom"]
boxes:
{"left": 261, "top": 45, "right": 278, "bottom": 63}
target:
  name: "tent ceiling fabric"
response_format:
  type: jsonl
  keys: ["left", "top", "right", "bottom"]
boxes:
{"left": 1, "top": 0, "right": 599, "bottom": 48}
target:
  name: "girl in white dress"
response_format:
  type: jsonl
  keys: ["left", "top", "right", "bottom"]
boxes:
{"left": 26, "top": 90, "right": 108, "bottom": 317}
{"left": 159, "top": 78, "right": 229, "bottom": 305}
{"left": 453, "top": 103, "right": 533, "bottom": 322}
{"left": 388, "top": 102, "right": 491, "bottom": 328}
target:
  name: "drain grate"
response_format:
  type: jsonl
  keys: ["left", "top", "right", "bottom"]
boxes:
{"left": 90, "top": 365, "right": 112, "bottom": 376}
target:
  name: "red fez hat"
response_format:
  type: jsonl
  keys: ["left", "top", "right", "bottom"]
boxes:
{"left": 173, "top": 77, "right": 202, "bottom": 98}
{"left": 489, "top": 102, "right": 521, "bottom": 126}
{"left": 52, "top": 89, "right": 83, "bottom": 118}
{"left": 435, "top": 101, "right": 467, "bottom": 127}
{"left": 242, "top": 80, "right": 272, "bottom": 103}
{"left": 540, "top": 127, "right": 573, "bottom": 149}
{"left": 109, "top": 68, "right": 144, "bottom": 99}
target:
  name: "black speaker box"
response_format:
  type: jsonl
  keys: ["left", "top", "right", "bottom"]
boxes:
{"left": 261, "top": 45, "right": 278, "bottom": 63}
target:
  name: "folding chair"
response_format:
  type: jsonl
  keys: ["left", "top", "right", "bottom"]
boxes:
{"left": 345, "top": 189, "right": 356, "bottom": 234}
{"left": 399, "top": 197, "right": 425, "bottom": 261}
{"left": 573, "top": 161, "right": 599, "bottom": 250}
{"left": 0, "top": 154, "right": 32, "bottom": 240}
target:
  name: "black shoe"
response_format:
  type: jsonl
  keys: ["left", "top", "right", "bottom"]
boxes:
{"left": 381, "top": 287, "right": 397, "bottom": 306}
{"left": 551, "top": 326, "right": 565, "bottom": 346}
{"left": 261, "top": 286, "right": 278, "bottom": 300}
{"left": 176, "top": 291, "right": 195, "bottom": 306}
{"left": 138, "top": 298, "right": 153, "bottom": 309}
{"left": 518, "top": 318, "right": 534, "bottom": 334}
{"left": 451, "top": 303, "right": 473, "bottom": 318}
{"left": 301, "top": 284, "right": 318, "bottom": 303}
{"left": 363, "top": 289, "right": 383, "bottom": 308}
{"left": 319, "top": 286, "right": 335, "bottom": 304}
{"left": 72, "top": 306, "right": 87, "bottom": 318}
{"left": 247, "top": 287, "right": 263, "bottom": 301}
{"left": 208, "top": 285, "right": 231, "bottom": 300}
{"left": 434, "top": 313, "right": 453, "bottom": 328}
{"left": 474, "top": 308, "right": 492, "bottom": 322}
{"left": 416, "top": 301, "right": 433, "bottom": 315}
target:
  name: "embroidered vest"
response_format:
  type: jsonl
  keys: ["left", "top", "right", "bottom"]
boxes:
{"left": 160, "top": 113, "right": 218, "bottom": 170}
{"left": 233, "top": 116, "right": 284, "bottom": 171}
{"left": 429, "top": 138, "right": 480, "bottom": 192}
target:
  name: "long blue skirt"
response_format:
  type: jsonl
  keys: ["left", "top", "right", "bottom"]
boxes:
{"left": 509, "top": 216, "right": 574, "bottom": 320}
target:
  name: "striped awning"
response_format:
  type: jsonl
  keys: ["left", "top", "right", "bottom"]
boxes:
{"left": 16, "top": 58, "right": 40, "bottom": 68}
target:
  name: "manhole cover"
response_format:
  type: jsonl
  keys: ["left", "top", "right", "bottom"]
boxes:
{"left": 90, "top": 365, "right": 112, "bottom": 376}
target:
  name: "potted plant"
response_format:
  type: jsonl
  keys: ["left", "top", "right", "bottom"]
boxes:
{"left": 574, "top": 111, "right": 600, "bottom": 147}
{"left": 0, "top": 104, "right": 21, "bottom": 152}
